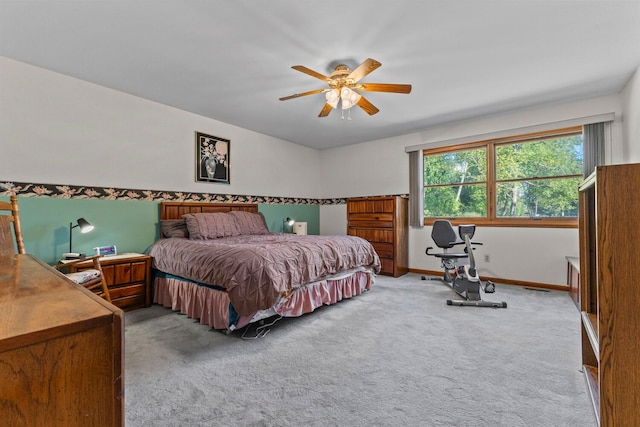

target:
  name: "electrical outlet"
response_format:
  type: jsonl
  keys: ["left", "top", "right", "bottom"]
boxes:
{"left": 484, "top": 254, "right": 490, "bottom": 263}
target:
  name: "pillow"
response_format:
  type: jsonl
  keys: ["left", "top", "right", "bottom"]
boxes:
{"left": 160, "top": 219, "right": 189, "bottom": 238}
{"left": 229, "top": 210, "right": 270, "bottom": 235}
{"left": 66, "top": 269, "right": 101, "bottom": 285}
{"left": 183, "top": 212, "right": 241, "bottom": 239}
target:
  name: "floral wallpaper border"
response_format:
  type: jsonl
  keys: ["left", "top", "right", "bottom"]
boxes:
{"left": 0, "top": 180, "right": 405, "bottom": 206}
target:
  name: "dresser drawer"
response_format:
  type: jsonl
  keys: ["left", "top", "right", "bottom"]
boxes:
{"left": 347, "top": 199, "right": 395, "bottom": 214}
{"left": 372, "top": 243, "right": 394, "bottom": 259}
{"left": 348, "top": 212, "right": 394, "bottom": 221}
{"left": 348, "top": 227, "right": 394, "bottom": 244}
{"left": 348, "top": 220, "right": 394, "bottom": 228}
{"left": 379, "top": 258, "right": 395, "bottom": 275}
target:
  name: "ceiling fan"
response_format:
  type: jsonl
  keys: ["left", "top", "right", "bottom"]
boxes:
{"left": 279, "top": 58, "right": 412, "bottom": 118}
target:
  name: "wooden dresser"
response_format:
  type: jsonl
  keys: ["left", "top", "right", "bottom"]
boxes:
{"left": 347, "top": 196, "right": 408, "bottom": 277}
{"left": 68, "top": 253, "right": 151, "bottom": 311}
{"left": 578, "top": 163, "right": 640, "bottom": 426}
{"left": 0, "top": 254, "right": 124, "bottom": 426}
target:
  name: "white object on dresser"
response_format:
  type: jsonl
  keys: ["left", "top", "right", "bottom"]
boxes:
{"left": 293, "top": 222, "right": 307, "bottom": 235}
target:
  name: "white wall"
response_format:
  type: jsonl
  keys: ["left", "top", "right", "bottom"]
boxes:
{"left": 0, "top": 56, "right": 321, "bottom": 198}
{"left": 319, "top": 95, "right": 624, "bottom": 286}
{"left": 317, "top": 133, "right": 421, "bottom": 198}
{"left": 2, "top": 56, "right": 635, "bottom": 286}
{"left": 319, "top": 204, "right": 348, "bottom": 236}
{"left": 622, "top": 66, "right": 640, "bottom": 162}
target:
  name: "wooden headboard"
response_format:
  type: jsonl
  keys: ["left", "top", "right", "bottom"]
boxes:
{"left": 160, "top": 201, "right": 259, "bottom": 220}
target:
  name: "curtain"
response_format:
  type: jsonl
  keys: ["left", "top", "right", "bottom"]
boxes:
{"left": 408, "top": 151, "right": 424, "bottom": 227}
{"left": 582, "top": 122, "right": 609, "bottom": 177}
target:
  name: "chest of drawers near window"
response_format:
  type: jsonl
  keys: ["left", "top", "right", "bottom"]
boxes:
{"left": 347, "top": 196, "right": 408, "bottom": 277}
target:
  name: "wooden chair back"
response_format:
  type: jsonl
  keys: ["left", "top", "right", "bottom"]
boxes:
{"left": 0, "top": 195, "right": 26, "bottom": 256}
{"left": 54, "top": 256, "right": 112, "bottom": 303}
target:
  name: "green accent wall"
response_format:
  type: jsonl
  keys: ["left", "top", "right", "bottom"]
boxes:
{"left": 258, "top": 203, "right": 320, "bottom": 234}
{"left": 1, "top": 197, "right": 320, "bottom": 264}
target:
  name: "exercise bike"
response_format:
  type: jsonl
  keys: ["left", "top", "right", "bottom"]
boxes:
{"left": 422, "top": 220, "right": 507, "bottom": 308}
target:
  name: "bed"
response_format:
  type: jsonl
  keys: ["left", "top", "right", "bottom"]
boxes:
{"left": 147, "top": 201, "right": 381, "bottom": 334}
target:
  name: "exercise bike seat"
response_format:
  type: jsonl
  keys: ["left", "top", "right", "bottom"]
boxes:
{"left": 427, "top": 250, "right": 469, "bottom": 259}
{"left": 425, "top": 220, "right": 470, "bottom": 258}
{"left": 431, "top": 220, "right": 463, "bottom": 249}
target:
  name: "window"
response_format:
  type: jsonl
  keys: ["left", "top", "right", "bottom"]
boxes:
{"left": 423, "top": 127, "right": 583, "bottom": 227}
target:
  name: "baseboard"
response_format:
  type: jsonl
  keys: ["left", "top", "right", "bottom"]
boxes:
{"left": 408, "top": 268, "right": 569, "bottom": 292}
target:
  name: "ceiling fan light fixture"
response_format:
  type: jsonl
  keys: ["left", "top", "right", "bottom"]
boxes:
{"left": 326, "top": 89, "right": 340, "bottom": 109}
{"left": 340, "top": 87, "right": 361, "bottom": 110}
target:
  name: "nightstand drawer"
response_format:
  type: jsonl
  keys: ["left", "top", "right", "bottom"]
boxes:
{"left": 109, "top": 282, "right": 145, "bottom": 299}
{"left": 112, "top": 261, "right": 147, "bottom": 284}
{"left": 111, "top": 293, "right": 146, "bottom": 311}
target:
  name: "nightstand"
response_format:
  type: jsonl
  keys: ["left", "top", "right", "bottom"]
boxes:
{"left": 68, "top": 253, "right": 152, "bottom": 311}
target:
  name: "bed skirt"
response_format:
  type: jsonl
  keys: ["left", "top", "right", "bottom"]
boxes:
{"left": 153, "top": 268, "right": 375, "bottom": 331}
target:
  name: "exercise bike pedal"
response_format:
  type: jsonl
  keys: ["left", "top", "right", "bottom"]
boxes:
{"left": 484, "top": 281, "right": 496, "bottom": 293}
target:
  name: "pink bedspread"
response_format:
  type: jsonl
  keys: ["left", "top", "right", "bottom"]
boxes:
{"left": 147, "top": 234, "right": 380, "bottom": 315}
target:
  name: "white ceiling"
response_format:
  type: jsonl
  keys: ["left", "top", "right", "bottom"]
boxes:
{"left": 1, "top": 1, "right": 639, "bottom": 150}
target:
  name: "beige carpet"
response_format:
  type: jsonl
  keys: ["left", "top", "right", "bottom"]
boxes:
{"left": 123, "top": 273, "right": 593, "bottom": 426}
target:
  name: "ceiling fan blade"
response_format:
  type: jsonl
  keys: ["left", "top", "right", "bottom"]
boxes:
{"left": 347, "top": 58, "right": 382, "bottom": 83}
{"left": 356, "top": 83, "right": 412, "bottom": 94}
{"left": 357, "top": 96, "right": 380, "bottom": 116}
{"left": 292, "top": 65, "right": 329, "bottom": 82}
{"left": 279, "top": 88, "right": 327, "bottom": 101}
{"left": 318, "top": 103, "right": 333, "bottom": 117}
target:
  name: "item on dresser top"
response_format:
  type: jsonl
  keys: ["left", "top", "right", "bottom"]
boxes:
{"left": 94, "top": 245, "right": 117, "bottom": 256}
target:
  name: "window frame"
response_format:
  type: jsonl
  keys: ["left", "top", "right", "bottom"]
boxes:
{"left": 422, "top": 126, "right": 582, "bottom": 228}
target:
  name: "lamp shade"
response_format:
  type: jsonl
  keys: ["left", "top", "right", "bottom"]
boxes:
{"left": 76, "top": 218, "right": 94, "bottom": 233}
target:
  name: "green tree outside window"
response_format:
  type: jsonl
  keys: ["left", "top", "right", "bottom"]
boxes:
{"left": 423, "top": 130, "right": 583, "bottom": 224}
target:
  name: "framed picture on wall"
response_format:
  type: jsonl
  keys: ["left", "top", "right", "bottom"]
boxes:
{"left": 195, "top": 132, "right": 230, "bottom": 184}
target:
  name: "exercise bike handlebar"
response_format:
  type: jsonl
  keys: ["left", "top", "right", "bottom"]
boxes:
{"left": 449, "top": 240, "right": 484, "bottom": 247}
{"left": 425, "top": 246, "right": 467, "bottom": 255}
{"left": 439, "top": 240, "right": 484, "bottom": 248}
{"left": 425, "top": 243, "right": 482, "bottom": 254}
